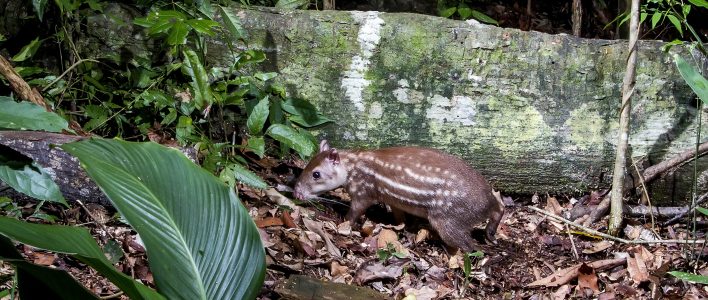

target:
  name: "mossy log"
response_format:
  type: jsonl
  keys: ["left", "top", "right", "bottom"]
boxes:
{"left": 76, "top": 5, "right": 708, "bottom": 203}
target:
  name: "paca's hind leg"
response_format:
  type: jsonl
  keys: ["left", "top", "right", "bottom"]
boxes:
{"left": 428, "top": 214, "right": 479, "bottom": 252}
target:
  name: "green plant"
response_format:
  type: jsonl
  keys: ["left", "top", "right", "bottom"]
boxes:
{"left": 376, "top": 242, "right": 407, "bottom": 262}
{"left": 0, "top": 138, "right": 267, "bottom": 299}
{"left": 460, "top": 250, "right": 484, "bottom": 297}
{"left": 610, "top": 0, "right": 707, "bottom": 52}
{"left": 437, "top": 0, "right": 498, "bottom": 25}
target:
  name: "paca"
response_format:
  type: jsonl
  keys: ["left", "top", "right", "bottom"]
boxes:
{"left": 293, "top": 140, "right": 504, "bottom": 252}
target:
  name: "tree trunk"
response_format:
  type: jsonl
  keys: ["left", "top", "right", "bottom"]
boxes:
{"left": 608, "top": 0, "right": 640, "bottom": 235}
{"left": 65, "top": 5, "right": 708, "bottom": 203}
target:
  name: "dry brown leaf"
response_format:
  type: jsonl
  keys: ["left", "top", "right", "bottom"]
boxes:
{"left": 552, "top": 284, "right": 571, "bottom": 300}
{"left": 577, "top": 263, "right": 600, "bottom": 295}
{"left": 303, "top": 217, "right": 341, "bottom": 257}
{"left": 298, "top": 232, "right": 318, "bottom": 257}
{"left": 257, "top": 228, "right": 275, "bottom": 248}
{"left": 404, "top": 286, "right": 438, "bottom": 300}
{"left": 545, "top": 196, "right": 563, "bottom": 215}
{"left": 265, "top": 188, "right": 297, "bottom": 209}
{"left": 627, "top": 254, "right": 649, "bottom": 284}
{"left": 360, "top": 220, "right": 376, "bottom": 236}
{"left": 281, "top": 211, "right": 298, "bottom": 229}
{"left": 331, "top": 261, "right": 349, "bottom": 277}
{"left": 415, "top": 228, "right": 430, "bottom": 244}
{"left": 337, "top": 221, "right": 352, "bottom": 236}
{"left": 32, "top": 252, "right": 56, "bottom": 266}
{"left": 355, "top": 259, "right": 405, "bottom": 284}
{"left": 255, "top": 217, "right": 284, "bottom": 228}
{"left": 448, "top": 251, "right": 464, "bottom": 269}
{"left": 376, "top": 228, "right": 410, "bottom": 256}
{"left": 583, "top": 241, "right": 613, "bottom": 254}
{"left": 377, "top": 229, "right": 398, "bottom": 249}
{"left": 527, "top": 258, "right": 625, "bottom": 287}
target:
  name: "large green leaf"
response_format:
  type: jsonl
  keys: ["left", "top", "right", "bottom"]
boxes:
{"left": 62, "top": 139, "right": 265, "bottom": 300}
{"left": 167, "top": 21, "right": 189, "bottom": 45}
{"left": 32, "top": 0, "right": 49, "bottom": 21}
{"left": 266, "top": 124, "right": 316, "bottom": 157}
{"left": 674, "top": 54, "right": 708, "bottom": 105}
{"left": 247, "top": 97, "right": 270, "bottom": 135}
{"left": 0, "top": 148, "right": 67, "bottom": 206}
{"left": 182, "top": 49, "right": 213, "bottom": 109}
{"left": 0, "top": 217, "right": 163, "bottom": 300}
{"left": 275, "top": 0, "right": 309, "bottom": 9}
{"left": 218, "top": 6, "right": 248, "bottom": 41}
{"left": 0, "top": 235, "right": 99, "bottom": 300}
{"left": 281, "top": 98, "right": 332, "bottom": 128}
{"left": 12, "top": 38, "right": 42, "bottom": 62}
{"left": 220, "top": 163, "right": 268, "bottom": 190}
{"left": 0, "top": 97, "right": 69, "bottom": 132}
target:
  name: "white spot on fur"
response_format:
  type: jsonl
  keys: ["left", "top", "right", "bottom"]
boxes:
{"left": 404, "top": 168, "right": 446, "bottom": 184}
{"left": 443, "top": 190, "right": 451, "bottom": 197}
{"left": 358, "top": 165, "right": 434, "bottom": 196}
{"left": 341, "top": 11, "right": 385, "bottom": 112}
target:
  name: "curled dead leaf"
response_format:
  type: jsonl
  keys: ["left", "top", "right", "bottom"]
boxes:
{"left": 583, "top": 240, "right": 613, "bottom": 254}
{"left": 404, "top": 286, "right": 438, "bottom": 300}
{"left": 415, "top": 228, "right": 430, "bottom": 244}
{"left": 265, "top": 188, "right": 297, "bottom": 209}
{"left": 577, "top": 263, "right": 600, "bottom": 295}
{"left": 331, "top": 261, "right": 349, "bottom": 277}
{"left": 377, "top": 229, "right": 398, "bottom": 249}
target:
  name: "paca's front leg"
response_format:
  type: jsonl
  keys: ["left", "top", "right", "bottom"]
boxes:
{"left": 345, "top": 198, "right": 375, "bottom": 225}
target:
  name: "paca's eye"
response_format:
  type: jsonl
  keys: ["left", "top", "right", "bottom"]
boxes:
{"left": 312, "top": 171, "right": 321, "bottom": 179}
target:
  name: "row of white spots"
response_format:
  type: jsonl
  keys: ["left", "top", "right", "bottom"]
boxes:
{"left": 341, "top": 11, "right": 385, "bottom": 112}
{"left": 377, "top": 186, "right": 428, "bottom": 207}
{"left": 356, "top": 164, "right": 435, "bottom": 196}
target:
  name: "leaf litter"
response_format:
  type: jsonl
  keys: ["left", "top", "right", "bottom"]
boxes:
{"left": 2, "top": 158, "right": 708, "bottom": 299}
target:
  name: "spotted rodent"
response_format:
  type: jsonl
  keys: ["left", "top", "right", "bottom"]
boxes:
{"left": 293, "top": 140, "right": 504, "bottom": 252}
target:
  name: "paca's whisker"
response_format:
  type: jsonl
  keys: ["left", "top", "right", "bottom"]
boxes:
{"left": 310, "top": 196, "right": 350, "bottom": 207}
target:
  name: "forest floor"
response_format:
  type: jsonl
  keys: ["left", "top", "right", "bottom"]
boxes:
{"left": 2, "top": 155, "right": 707, "bottom": 299}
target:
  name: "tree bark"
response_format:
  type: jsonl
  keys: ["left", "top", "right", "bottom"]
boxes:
{"left": 57, "top": 5, "right": 708, "bottom": 203}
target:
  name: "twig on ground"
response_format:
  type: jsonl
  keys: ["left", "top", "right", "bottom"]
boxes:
{"left": 75, "top": 200, "right": 115, "bottom": 240}
{"left": 100, "top": 291, "right": 124, "bottom": 300}
{"left": 641, "top": 141, "right": 708, "bottom": 185}
{"left": 632, "top": 157, "right": 656, "bottom": 231}
{"left": 662, "top": 192, "right": 708, "bottom": 226}
{"left": 528, "top": 206, "right": 705, "bottom": 244}
{"left": 566, "top": 223, "right": 579, "bottom": 260}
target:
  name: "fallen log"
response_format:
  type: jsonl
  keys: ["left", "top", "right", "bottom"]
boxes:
{"left": 0, "top": 131, "right": 196, "bottom": 206}
{"left": 70, "top": 4, "right": 707, "bottom": 203}
{"left": 0, "top": 131, "right": 107, "bottom": 205}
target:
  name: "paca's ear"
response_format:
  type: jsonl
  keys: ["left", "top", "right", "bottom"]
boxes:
{"left": 327, "top": 149, "right": 340, "bottom": 164}
{"left": 319, "top": 140, "right": 330, "bottom": 153}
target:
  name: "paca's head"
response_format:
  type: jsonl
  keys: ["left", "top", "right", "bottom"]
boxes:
{"left": 294, "top": 140, "right": 348, "bottom": 200}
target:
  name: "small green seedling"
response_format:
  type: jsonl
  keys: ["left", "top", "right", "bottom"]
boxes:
{"left": 461, "top": 250, "right": 485, "bottom": 297}
{"left": 377, "top": 243, "right": 407, "bottom": 262}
